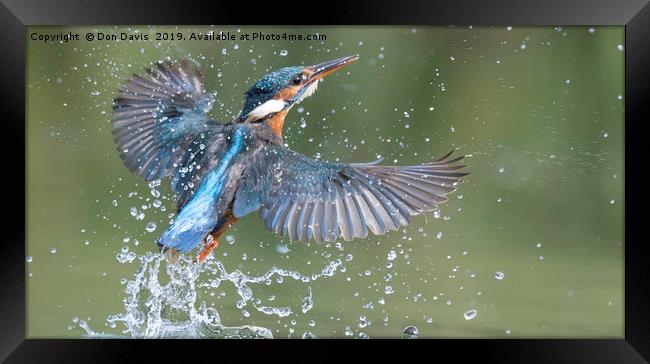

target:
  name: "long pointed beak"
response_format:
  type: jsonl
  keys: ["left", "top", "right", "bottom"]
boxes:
{"left": 306, "top": 55, "right": 359, "bottom": 83}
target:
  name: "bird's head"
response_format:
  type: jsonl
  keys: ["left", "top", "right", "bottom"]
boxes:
{"left": 240, "top": 55, "right": 358, "bottom": 127}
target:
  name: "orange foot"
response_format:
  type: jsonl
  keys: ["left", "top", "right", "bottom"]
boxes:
{"left": 197, "top": 239, "right": 219, "bottom": 263}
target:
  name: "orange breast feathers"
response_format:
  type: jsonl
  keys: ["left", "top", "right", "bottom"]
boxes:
{"left": 266, "top": 86, "right": 300, "bottom": 138}
{"left": 267, "top": 109, "right": 289, "bottom": 138}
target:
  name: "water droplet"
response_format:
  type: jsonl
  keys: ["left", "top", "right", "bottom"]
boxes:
{"left": 387, "top": 250, "right": 397, "bottom": 261}
{"left": 494, "top": 271, "right": 505, "bottom": 280}
{"left": 402, "top": 325, "right": 419, "bottom": 339}
{"left": 464, "top": 309, "right": 478, "bottom": 320}
{"left": 279, "top": 50, "right": 288, "bottom": 56}
{"left": 617, "top": 44, "right": 624, "bottom": 51}
{"left": 50, "top": 247, "right": 57, "bottom": 254}
{"left": 359, "top": 315, "right": 368, "bottom": 328}
{"left": 26, "top": 256, "right": 33, "bottom": 263}
{"left": 145, "top": 221, "right": 157, "bottom": 233}
{"left": 116, "top": 246, "right": 136, "bottom": 264}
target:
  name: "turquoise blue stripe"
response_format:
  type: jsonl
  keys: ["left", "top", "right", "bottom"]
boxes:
{"left": 158, "top": 126, "right": 246, "bottom": 253}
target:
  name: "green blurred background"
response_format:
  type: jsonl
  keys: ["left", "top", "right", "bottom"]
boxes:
{"left": 26, "top": 26, "right": 624, "bottom": 338}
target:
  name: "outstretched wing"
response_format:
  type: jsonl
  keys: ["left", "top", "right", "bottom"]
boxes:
{"left": 232, "top": 145, "right": 468, "bottom": 243}
{"left": 112, "top": 59, "right": 227, "bottom": 210}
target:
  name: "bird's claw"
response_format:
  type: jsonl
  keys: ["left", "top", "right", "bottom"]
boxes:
{"left": 196, "top": 239, "right": 219, "bottom": 263}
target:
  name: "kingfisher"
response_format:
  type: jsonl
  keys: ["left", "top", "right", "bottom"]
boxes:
{"left": 112, "top": 55, "right": 468, "bottom": 263}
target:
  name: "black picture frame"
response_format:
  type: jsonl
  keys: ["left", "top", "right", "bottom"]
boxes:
{"left": 4, "top": 0, "right": 649, "bottom": 362}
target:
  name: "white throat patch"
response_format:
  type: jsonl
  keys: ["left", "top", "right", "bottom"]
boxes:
{"left": 295, "top": 81, "right": 319, "bottom": 104}
{"left": 244, "top": 99, "right": 286, "bottom": 122}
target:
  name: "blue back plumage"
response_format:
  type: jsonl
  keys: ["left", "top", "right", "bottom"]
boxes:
{"left": 157, "top": 126, "right": 246, "bottom": 253}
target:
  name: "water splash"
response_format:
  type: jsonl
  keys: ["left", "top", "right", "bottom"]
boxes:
{"left": 81, "top": 249, "right": 344, "bottom": 338}
{"left": 301, "top": 287, "right": 313, "bottom": 314}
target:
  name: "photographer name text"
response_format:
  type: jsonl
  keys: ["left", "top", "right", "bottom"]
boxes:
{"left": 30, "top": 31, "right": 326, "bottom": 43}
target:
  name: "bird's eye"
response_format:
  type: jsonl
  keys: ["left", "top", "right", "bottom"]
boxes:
{"left": 292, "top": 74, "right": 304, "bottom": 85}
